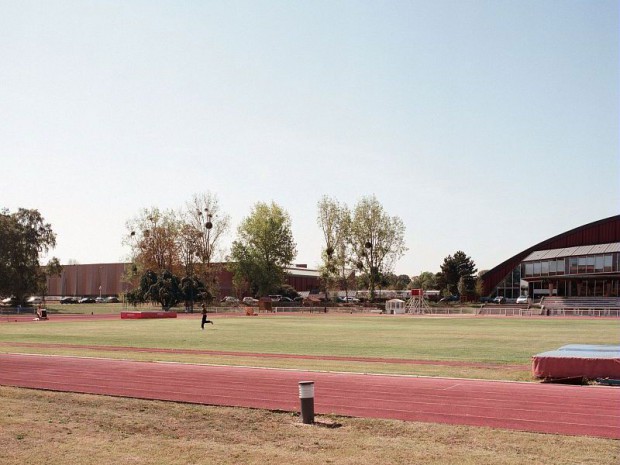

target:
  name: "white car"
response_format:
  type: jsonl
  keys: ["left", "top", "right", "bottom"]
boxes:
{"left": 242, "top": 297, "right": 258, "bottom": 305}
{"left": 26, "top": 296, "right": 42, "bottom": 305}
{"left": 516, "top": 295, "right": 529, "bottom": 304}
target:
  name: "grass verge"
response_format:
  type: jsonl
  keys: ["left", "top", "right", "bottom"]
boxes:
{"left": 1, "top": 386, "right": 617, "bottom": 465}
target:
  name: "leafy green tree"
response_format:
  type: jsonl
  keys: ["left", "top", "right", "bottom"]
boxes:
{"left": 39, "top": 257, "right": 63, "bottom": 302}
{"left": 0, "top": 208, "right": 57, "bottom": 302}
{"left": 392, "top": 274, "right": 412, "bottom": 290}
{"left": 410, "top": 271, "right": 437, "bottom": 290}
{"left": 436, "top": 251, "right": 477, "bottom": 296}
{"left": 144, "top": 270, "right": 183, "bottom": 310}
{"left": 229, "top": 202, "right": 297, "bottom": 297}
{"left": 180, "top": 275, "right": 209, "bottom": 312}
{"left": 349, "top": 195, "right": 407, "bottom": 301}
{"left": 317, "top": 196, "right": 351, "bottom": 300}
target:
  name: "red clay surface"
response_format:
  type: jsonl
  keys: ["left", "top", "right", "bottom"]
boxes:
{"left": 1, "top": 353, "right": 618, "bottom": 439}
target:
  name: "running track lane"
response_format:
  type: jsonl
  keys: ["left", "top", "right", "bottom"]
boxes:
{"left": 0, "top": 354, "right": 618, "bottom": 439}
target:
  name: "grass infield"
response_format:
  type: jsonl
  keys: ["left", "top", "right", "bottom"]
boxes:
{"left": 0, "top": 314, "right": 617, "bottom": 381}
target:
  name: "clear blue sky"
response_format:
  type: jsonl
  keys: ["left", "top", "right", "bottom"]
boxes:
{"left": 1, "top": 0, "right": 618, "bottom": 275}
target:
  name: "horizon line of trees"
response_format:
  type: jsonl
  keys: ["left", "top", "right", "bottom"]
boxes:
{"left": 1, "top": 198, "right": 487, "bottom": 307}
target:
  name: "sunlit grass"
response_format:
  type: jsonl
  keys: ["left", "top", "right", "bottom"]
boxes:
{"left": 1, "top": 315, "right": 617, "bottom": 381}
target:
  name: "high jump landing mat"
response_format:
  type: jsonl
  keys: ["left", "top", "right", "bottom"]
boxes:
{"left": 532, "top": 344, "right": 620, "bottom": 380}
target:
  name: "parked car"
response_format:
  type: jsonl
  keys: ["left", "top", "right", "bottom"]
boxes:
{"left": 26, "top": 296, "right": 42, "bottom": 305}
{"left": 79, "top": 297, "right": 96, "bottom": 304}
{"left": 516, "top": 295, "right": 529, "bottom": 304}
{"left": 439, "top": 295, "right": 459, "bottom": 303}
{"left": 269, "top": 295, "right": 283, "bottom": 302}
{"left": 493, "top": 296, "right": 506, "bottom": 304}
{"left": 242, "top": 297, "right": 258, "bottom": 305}
{"left": 221, "top": 296, "right": 239, "bottom": 304}
{"left": 278, "top": 296, "right": 293, "bottom": 302}
{"left": 479, "top": 296, "right": 493, "bottom": 303}
{"left": 95, "top": 297, "right": 105, "bottom": 303}
{"left": 345, "top": 296, "right": 360, "bottom": 303}
{"left": 105, "top": 296, "right": 120, "bottom": 303}
{"left": 1, "top": 296, "right": 17, "bottom": 306}
{"left": 60, "top": 297, "right": 78, "bottom": 304}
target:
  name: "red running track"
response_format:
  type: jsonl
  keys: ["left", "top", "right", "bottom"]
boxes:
{"left": 0, "top": 354, "right": 618, "bottom": 439}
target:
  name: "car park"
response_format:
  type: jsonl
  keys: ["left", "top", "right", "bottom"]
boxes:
{"left": 60, "top": 297, "right": 78, "bottom": 304}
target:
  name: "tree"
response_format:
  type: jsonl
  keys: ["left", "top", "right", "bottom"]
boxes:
{"left": 229, "top": 202, "right": 297, "bottom": 297}
{"left": 134, "top": 269, "right": 183, "bottom": 310}
{"left": 184, "top": 192, "right": 231, "bottom": 299}
{"left": 349, "top": 195, "right": 407, "bottom": 301}
{"left": 316, "top": 196, "right": 352, "bottom": 300}
{"left": 180, "top": 275, "right": 208, "bottom": 311}
{"left": 410, "top": 271, "right": 437, "bottom": 290}
{"left": 0, "top": 208, "right": 57, "bottom": 302}
{"left": 124, "top": 193, "right": 231, "bottom": 300}
{"left": 436, "top": 251, "right": 477, "bottom": 296}
{"left": 126, "top": 208, "right": 181, "bottom": 275}
{"left": 39, "top": 257, "right": 63, "bottom": 302}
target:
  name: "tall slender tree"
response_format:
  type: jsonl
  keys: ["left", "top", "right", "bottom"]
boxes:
{"left": 349, "top": 195, "right": 407, "bottom": 301}
{"left": 317, "top": 196, "right": 351, "bottom": 300}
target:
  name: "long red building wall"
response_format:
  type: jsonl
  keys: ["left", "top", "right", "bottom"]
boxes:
{"left": 46, "top": 263, "right": 319, "bottom": 298}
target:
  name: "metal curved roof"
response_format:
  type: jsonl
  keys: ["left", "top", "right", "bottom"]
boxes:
{"left": 481, "top": 215, "right": 620, "bottom": 295}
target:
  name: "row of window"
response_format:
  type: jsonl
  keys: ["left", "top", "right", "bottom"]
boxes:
{"left": 523, "top": 254, "right": 615, "bottom": 277}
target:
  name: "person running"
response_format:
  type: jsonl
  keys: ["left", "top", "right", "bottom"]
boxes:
{"left": 201, "top": 304, "right": 214, "bottom": 330}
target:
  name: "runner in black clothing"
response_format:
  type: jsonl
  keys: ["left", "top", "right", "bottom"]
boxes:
{"left": 201, "top": 305, "right": 214, "bottom": 329}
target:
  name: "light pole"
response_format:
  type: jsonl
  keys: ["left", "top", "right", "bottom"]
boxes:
{"left": 198, "top": 208, "right": 213, "bottom": 303}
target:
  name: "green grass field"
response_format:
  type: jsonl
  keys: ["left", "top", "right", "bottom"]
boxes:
{"left": 1, "top": 314, "right": 617, "bottom": 381}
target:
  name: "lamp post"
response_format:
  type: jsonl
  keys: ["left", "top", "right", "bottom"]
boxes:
{"left": 198, "top": 208, "right": 214, "bottom": 303}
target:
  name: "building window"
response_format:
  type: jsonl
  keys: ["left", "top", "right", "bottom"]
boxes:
{"left": 525, "top": 263, "right": 533, "bottom": 276}
{"left": 569, "top": 258, "right": 578, "bottom": 274}
{"left": 533, "top": 262, "right": 541, "bottom": 276}
{"left": 557, "top": 259, "right": 565, "bottom": 274}
{"left": 595, "top": 255, "right": 604, "bottom": 271}
{"left": 549, "top": 260, "right": 557, "bottom": 274}
{"left": 541, "top": 261, "right": 549, "bottom": 275}
{"left": 604, "top": 255, "right": 613, "bottom": 272}
{"left": 578, "top": 257, "right": 586, "bottom": 273}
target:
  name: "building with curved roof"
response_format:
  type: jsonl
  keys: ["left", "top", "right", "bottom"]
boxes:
{"left": 481, "top": 215, "right": 620, "bottom": 299}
